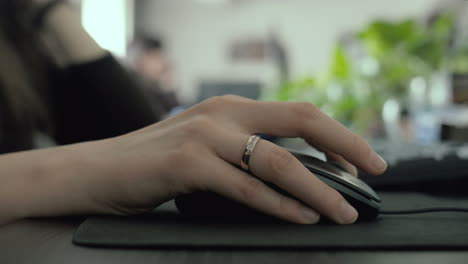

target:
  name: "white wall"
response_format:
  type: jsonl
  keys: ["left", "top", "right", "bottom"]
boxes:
{"left": 136, "top": 0, "right": 442, "bottom": 103}
{"left": 82, "top": 0, "right": 134, "bottom": 58}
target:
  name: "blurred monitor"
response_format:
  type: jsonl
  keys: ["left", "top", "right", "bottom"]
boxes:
{"left": 452, "top": 74, "right": 468, "bottom": 104}
{"left": 196, "top": 81, "right": 261, "bottom": 103}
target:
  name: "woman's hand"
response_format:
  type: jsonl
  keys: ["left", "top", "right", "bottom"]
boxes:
{"left": 0, "top": 95, "right": 386, "bottom": 225}
{"left": 84, "top": 95, "right": 387, "bottom": 225}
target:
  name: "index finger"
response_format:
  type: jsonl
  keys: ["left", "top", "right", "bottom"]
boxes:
{"left": 233, "top": 100, "right": 387, "bottom": 175}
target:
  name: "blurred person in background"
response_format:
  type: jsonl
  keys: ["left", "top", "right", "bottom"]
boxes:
{"left": 0, "top": 0, "right": 387, "bottom": 227}
{"left": 0, "top": 0, "right": 159, "bottom": 154}
{"left": 127, "top": 36, "right": 180, "bottom": 117}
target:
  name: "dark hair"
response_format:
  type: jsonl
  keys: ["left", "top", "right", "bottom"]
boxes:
{"left": 0, "top": 0, "right": 51, "bottom": 144}
{"left": 136, "top": 36, "right": 164, "bottom": 51}
{"left": 126, "top": 35, "right": 165, "bottom": 68}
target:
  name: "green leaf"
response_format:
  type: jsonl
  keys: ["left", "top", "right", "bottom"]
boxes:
{"left": 328, "top": 44, "right": 351, "bottom": 81}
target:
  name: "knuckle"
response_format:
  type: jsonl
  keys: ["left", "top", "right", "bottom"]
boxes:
{"left": 220, "top": 94, "right": 244, "bottom": 102}
{"left": 179, "top": 141, "right": 201, "bottom": 155}
{"left": 267, "top": 147, "right": 296, "bottom": 181}
{"left": 330, "top": 193, "right": 347, "bottom": 208}
{"left": 277, "top": 195, "right": 315, "bottom": 224}
{"left": 195, "top": 96, "right": 223, "bottom": 114}
{"left": 195, "top": 95, "right": 251, "bottom": 115}
{"left": 205, "top": 95, "right": 225, "bottom": 105}
{"left": 319, "top": 186, "right": 346, "bottom": 213}
{"left": 349, "top": 133, "right": 372, "bottom": 159}
{"left": 330, "top": 196, "right": 348, "bottom": 216}
{"left": 278, "top": 194, "right": 293, "bottom": 214}
{"left": 183, "top": 116, "right": 215, "bottom": 137}
{"left": 200, "top": 95, "right": 241, "bottom": 110}
{"left": 291, "top": 102, "right": 320, "bottom": 122}
{"left": 239, "top": 176, "right": 264, "bottom": 202}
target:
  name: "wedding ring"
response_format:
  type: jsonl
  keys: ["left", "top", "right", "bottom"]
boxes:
{"left": 240, "top": 135, "right": 261, "bottom": 171}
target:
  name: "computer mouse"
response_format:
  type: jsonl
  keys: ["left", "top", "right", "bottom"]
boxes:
{"left": 175, "top": 152, "right": 381, "bottom": 223}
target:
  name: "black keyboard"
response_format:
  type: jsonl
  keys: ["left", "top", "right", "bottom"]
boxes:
{"left": 362, "top": 140, "right": 468, "bottom": 193}
{"left": 275, "top": 138, "right": 468, "bottom": 194}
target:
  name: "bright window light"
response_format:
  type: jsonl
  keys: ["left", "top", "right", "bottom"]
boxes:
{"left": 82, "top": 0, "right": 127, "bottom": 57}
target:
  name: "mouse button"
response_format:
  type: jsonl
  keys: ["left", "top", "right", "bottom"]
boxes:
{"left": 336, "top": 173, "right": 381, "bottom": 203}
{"left": 299, "top": 156, "right": 381, "bottom": 202}
{"left": 316, "top": 175, "right": 381, "bottom": 220}
{"left": 317, "top": 174, "right": 381, "bottom": 209}
{"left": 318, "top": 165, "right": 381, "bottom": 203}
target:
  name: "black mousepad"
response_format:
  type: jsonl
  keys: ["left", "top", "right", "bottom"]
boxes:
{"left": 73, "top": 192, "right": 468, "bottom": 249}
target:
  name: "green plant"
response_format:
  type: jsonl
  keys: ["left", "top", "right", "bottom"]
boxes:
{"left": 358, "top": 13, "right": 454, "bottom": 95}
{"left": 271, "top": 12, "right": 458, "bottom": 134}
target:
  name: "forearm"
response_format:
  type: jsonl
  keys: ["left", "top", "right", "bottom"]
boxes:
{"left": 0, "top": 141, "right": 107, "bottom": 225}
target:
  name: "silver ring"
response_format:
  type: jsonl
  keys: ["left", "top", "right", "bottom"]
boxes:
{"left": 241, "top": 135, "right": 261, "bottom": 171}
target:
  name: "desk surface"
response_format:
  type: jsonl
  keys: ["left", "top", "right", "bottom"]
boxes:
{"left": 1, "top": 218, "right": 468, "bottom": 264}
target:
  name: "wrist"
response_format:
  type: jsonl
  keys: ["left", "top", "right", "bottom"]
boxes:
{"left": 19, "top": 141, "right": 110, "bottom": 219}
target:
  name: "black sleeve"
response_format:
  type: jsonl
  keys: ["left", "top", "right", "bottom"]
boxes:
{"left": 52, "top": 53, "right": 160, "bottom": 144}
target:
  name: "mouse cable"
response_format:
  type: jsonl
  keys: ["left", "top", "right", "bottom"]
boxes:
{"left": 380, "top": 208, "right": 468, "bottom": 215}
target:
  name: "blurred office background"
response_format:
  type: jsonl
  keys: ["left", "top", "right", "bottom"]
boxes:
{"left": 77, "top": 0, "right": 468, "bottom": 144}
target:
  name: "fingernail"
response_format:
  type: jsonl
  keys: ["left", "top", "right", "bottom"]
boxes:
{"left": 339, "top": 201, "right": 358, "bottom": 224}
{"left": 302, "top": 207, "right": 320, "bottom": 224}
{"left": 371, "top": 152, "right": 387, "bottom": 172}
